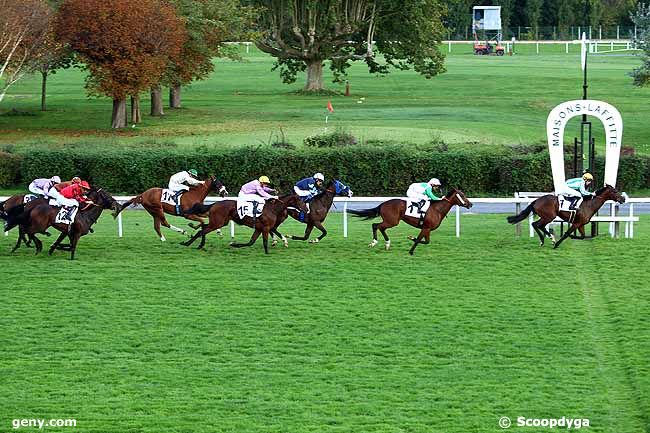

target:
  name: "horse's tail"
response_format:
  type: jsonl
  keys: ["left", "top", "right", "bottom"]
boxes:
{"left": 185, "top": 202, "right": 215, "bottom": 216}
{"left": 348, "top": 205, "right": 382, "bottom": 220}
{"left": 507, "top": 203, "right": 535, "bottom": 224}
{"left": 116, "top": 195, "right": 143, "bottom": 215}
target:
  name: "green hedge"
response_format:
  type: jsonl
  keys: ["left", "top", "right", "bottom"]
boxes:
{"left": 2, "top": 146, "right": 650, "bottom": 195}
{"left": 0, "top": 152, "right": 21, "bottom": 187}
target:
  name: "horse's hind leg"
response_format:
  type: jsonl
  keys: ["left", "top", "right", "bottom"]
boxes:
{"left": 369, "top": 222, "right": 381, "bottom": 247}
{"left": 532, "top": 219, "right": 547, "bottom": 246}
{"left": 291, "top": 224, "right": 314, "bottom": 241}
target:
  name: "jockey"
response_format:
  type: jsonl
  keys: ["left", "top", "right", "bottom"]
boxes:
{"left": 51, "top": 180, "right": 92, "bottom": 208}
{"left": 406, "top": 178, "right": 442, "bottom": 208}
{"left": 169, "top": 169, "right": 204, "bottom": 213}
{"left": 294, "top": 173, "right": 325, "bottom": 203}
{"left": 28, "top": 176, "right": 61, "bottom": 198}
{"left": 169, "top": 169, "right": 204, "bottom": 197}
{"left": 238, "top": 176, "right": 278, "bottom": 200}
{"left": 560, "top": 172, "right": 594, "bottom": 210}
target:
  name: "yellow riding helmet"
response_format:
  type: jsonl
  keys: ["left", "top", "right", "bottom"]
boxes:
{"left": 258, "top": 175, "right": 271, "bottom": 184}
{"left": 582, "top": 173, "right": 594, "bottom": 181}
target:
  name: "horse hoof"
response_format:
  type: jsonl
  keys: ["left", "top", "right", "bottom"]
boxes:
{"left": 368, "top": 240, "right": 378, "bottom": 248}
{"left": 271, "top": 241, "right": 278, "bottom": 247}
{"left": 385, "top": 241, "right": 391, "bottom": 250}
{"left": 216, "top": 230, "right": 223, "bottom": 237}
{"left": 309, "top": 238, "right": 319, "bottom": 244}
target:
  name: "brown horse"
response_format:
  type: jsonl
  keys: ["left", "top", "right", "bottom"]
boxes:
{"left": 287, "top": 179, "right": 353, "bottom": 243}
{"left": 10, "top": 188, "right": 121, "bottom": 260}
{"left": 117, "top": 176, "right": 227, "bottom": 241}
{"left": 181, "top": 194, "right": 307, "bottom": 253}
{"left": 349, "top": 188, "right": 473, "bottom": 255}
{"left": 1, "top": 194, "right": 50, "bottom": 249}
{"left": 506, "top": 184, "right": 625, "bottom": 248}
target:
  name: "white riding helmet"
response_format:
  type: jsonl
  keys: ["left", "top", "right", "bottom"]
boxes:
{"left": 50, "top": 175, "right": 61, "bottom": 183}
{"left": 313, "top": 172, "right": 325, "bottom": 181}
{"left": 428, "top": 178, "right": 441, "bottom": 186}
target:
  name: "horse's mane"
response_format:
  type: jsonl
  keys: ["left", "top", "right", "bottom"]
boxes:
{"left": 594, "top": 185, "right": 612, "bottom": 196}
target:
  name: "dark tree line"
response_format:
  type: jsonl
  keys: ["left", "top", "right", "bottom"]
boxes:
{"left": 445, "top": 0, "right": 640, "bottom": 37}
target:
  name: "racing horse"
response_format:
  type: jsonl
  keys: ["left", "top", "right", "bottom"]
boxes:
{"left": 287, "top": 179, "right": 353, "bottom": 243}
{"left": 506, "top": 184, "right": 625, "bottom": 248}
{"left": 181, "top": 194, "right": 307, "bottom": 253}
{"left": 116, "top": 176, "right": 227, "bottom": 241}
{"left": 10, "top": 187, "right": 121, "bottom": 260}
{"left": 1, "top": 193, "right": 47, "bottom": 248}
{"left": 349, "top": 188, "right": 473, "bottom": 255}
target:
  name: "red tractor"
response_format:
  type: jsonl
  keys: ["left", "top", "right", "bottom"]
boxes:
{"left": 473, "top": 39, "right": 505, "bottom": 56}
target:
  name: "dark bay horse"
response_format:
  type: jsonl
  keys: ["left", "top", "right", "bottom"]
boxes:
{"left": 181, "top": 194, "right": 307, "bottom": 253}
{"left": 1, "top": 194, "right": 47, "bottom": 248}
{"left": 287, "top": 179, "right": 353, "bottom": 243}
{"left": 349, "top": 188, "right": 473, "bottom": 255}
{"left": 11, "top": 188, "right": 121, "bottom": 260}
{"left": 117, "top": 176, "right": 227, "bottom": 241}
{"left": 506, "top": 184, "right": 625, "bottom": 248}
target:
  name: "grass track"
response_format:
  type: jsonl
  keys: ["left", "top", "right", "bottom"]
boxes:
{"left": 1, "top": 212, "right": 648, "bottom": 432}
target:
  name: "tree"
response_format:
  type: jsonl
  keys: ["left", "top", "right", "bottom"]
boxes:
{"left": 0, "top": 0, "right": 51, "bottom": 103}
{"left": 56, "top": 0, "right": 186, "bottom": 128}
{"left": 155, "top": 0, "right": 256, "bottom": 113}
{"left": 28, "top": 27, "right": 75, "bottom": 111}
{"left": 524, "top": 0, "right": 543, "bottom": 38}
{"left": 253, "top": 0, "right": 447, "bottom": 92}
{"left": 631, "top": 3, "right": 650, "bottom": 87}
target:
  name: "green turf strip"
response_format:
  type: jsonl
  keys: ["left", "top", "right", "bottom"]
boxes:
{"left": 0, "top": 212, "right": 648, "bottom": 432}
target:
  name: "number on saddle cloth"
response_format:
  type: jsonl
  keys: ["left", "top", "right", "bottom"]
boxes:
{"left": 405, "top": 199, "right": 430, "bottom": 219}
{"left": 237, "top": 196, "right": 264, "bottom": 219}
{"left": 55, "top": 206, "right": 79, "bottom": 225}
{"left": 24, "top": 194, "right": 39, "bottom": 204}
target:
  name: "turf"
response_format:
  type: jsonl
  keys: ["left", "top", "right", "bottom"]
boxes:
{"left": 1, "top": 211, "right": 648, "bottom": 433}
{"left": 1, "top": 45, "right": 649, "bottom": 152}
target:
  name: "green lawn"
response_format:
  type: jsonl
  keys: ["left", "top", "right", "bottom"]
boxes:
{"left": 1, "top": 212, "right": 648, "bottom": 432}
{"left": 1, "top": 45, "right": 649, "bottom": 152}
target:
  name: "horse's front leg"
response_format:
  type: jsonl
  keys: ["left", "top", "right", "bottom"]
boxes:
{"left": 553, "top": 224, "right": 579, "bottom": 249}
{"left": 49, "top": 231, "right": 69, "bottom": 256}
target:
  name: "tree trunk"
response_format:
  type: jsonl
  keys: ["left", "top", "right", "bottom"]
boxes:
{"left": 150, "top": 85, "right": 164, "bottom": 116}
{"left": 304, "top": 60, "right": 325, "bottom": 91}
{"left": 169, "top": 85, "right": 181, "bottom": 108}
{"left": 40, "top": 71, "right": 48, "bottom": 111}
{"left": 111, "top": 98, "right": 127, "bottom": 129}
{"left": 130, "top": 95, "right": 141, "bottom": 124}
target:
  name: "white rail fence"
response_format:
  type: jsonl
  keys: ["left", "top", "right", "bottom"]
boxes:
{"left": 3, "top": 196, "right": 645, "bottom": 240}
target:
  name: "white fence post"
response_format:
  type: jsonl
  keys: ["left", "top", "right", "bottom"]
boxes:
{"left": 343, "top": 201, "right": 348, "bottom": 238}
{"left": 455, "top": 205, "right": 460, "bottom": 238}
{"left": 230, "top": 220, "right": 235, "bottom": 238}
{"left": 118, "top": 213, "right": 123, "bottom": 238}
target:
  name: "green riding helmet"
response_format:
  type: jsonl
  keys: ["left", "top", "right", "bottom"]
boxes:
{"left": 188, "top": 169, "right": 198, "bottom": 177}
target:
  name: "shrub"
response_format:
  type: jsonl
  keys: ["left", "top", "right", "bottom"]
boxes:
{"left": 0, "top": 152, "right": 22, "bottom": 187}
{"left": 304, "top": 130, "right": 358, "bottom": 148}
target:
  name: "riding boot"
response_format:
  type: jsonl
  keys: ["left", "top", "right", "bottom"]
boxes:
{"left": 174, "top": 191, "right": 183, "bottom": 215}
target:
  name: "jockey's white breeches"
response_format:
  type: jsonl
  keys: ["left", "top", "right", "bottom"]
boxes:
{"left": 168, "top": 181, "right": 190, "bottom": 192}
{"left": 48, "top": 187, "right": 78, "bottom": 207}
{"left": 556, "top": 186, "right": 582, "bottom": 198}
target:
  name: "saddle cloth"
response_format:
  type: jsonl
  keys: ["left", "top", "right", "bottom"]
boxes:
{"left": 237, "top": 195, "right": 265, "bottom": 219}
{"left": 404, "top": 199, "right": 431, "bottom": 219}
{"left": 558, "top": 195, "right": 582, "bottom": 212}
{"left": 24, "top": 194, "right": 39, "bottom": 204}
{"left": 161, "top": 189, "right": 182, "bottom": 206}
{"left": 54, "top": 206, "right": 79, "bottom": 225}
